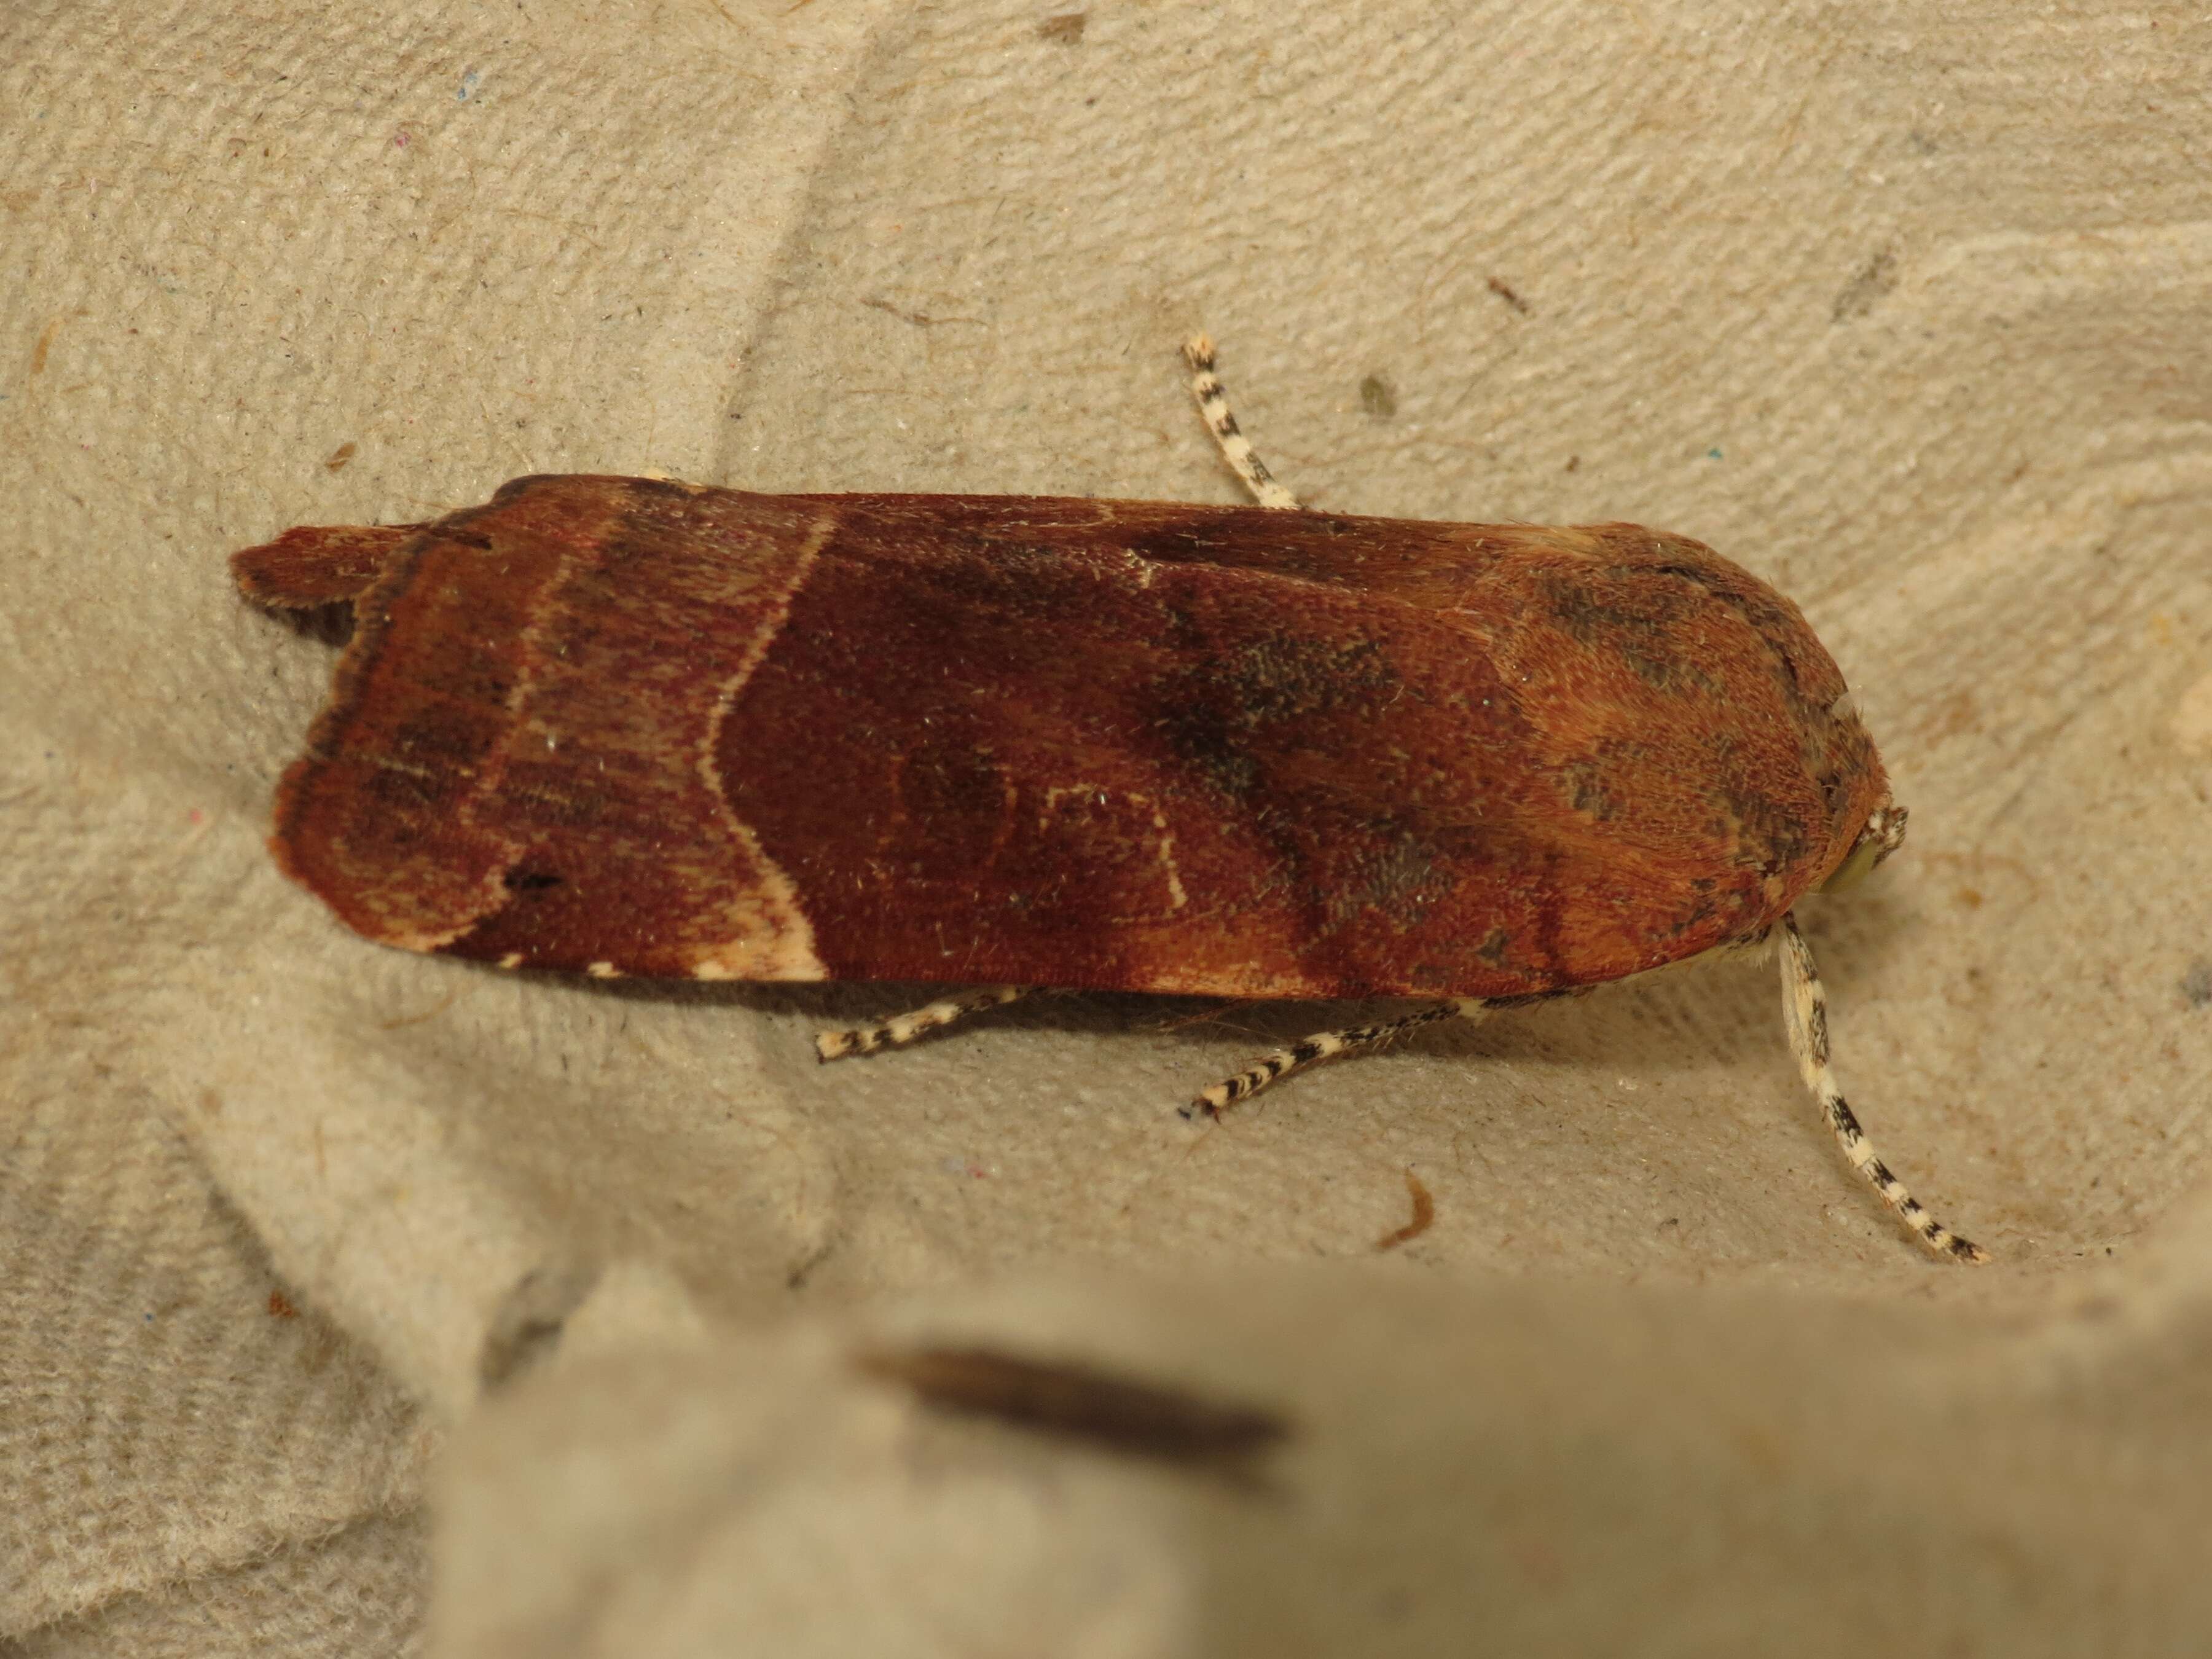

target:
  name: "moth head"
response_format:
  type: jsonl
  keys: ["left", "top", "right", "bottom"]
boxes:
{"left": 1821, "top": 800, "right": 1908, "bottom": 894}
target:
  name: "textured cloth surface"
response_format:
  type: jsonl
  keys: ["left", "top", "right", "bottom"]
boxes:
{"left": 6, "top": 0, "right": 2212, "bottom": 1651}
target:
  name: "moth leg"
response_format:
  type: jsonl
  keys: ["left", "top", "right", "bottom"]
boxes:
{"left": 1186, "top": 998, "right": 1498, "bottom": 1118}
{"left": 815, "top": 986, "right": 1037, "bottom": 1061}
{"left": 1777, "top": 914, "right": 1987, "bottom": 1263}
{"left": 1182, "top": 336, "right": 1303, "bottom": 510}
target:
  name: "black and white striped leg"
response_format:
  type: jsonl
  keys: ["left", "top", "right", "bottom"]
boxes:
{"left": 1183, "top": 336, "right": 1303, "bottom": 510}
{"left": 1777, "top": 914, "right": 1987, "bottom": 1263}
{"left": 1185, "top": 998, "right": 1507, "bottom": 1119}
{"left": 816, "top": 986, "right": 1037, "bottom": 1061}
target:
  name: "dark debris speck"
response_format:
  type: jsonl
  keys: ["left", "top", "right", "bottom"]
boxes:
{"left": 2181, "top": 960, "right": 2212, "bottom": 1010}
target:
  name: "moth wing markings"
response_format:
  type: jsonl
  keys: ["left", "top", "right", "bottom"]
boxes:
{"left": 686, "top": 508, "right": 844, "bottom": 982}
{"left": 699, "top": 495, "right": 1851, "bottom": 999}
{"left": 268, "top": 508, "right": 541, "bottom": 957}
{"left": 336, "top": 479, "right": 833, "bottom": 980}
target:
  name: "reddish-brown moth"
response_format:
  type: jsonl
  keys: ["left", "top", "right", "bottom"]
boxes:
{"left": 232, "top": 338, "right": 1983, "bottom": 1262}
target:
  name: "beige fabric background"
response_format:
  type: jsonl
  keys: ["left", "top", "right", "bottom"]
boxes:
{"left": 6, "top": 0, "right": 2211, "bottom": 1651}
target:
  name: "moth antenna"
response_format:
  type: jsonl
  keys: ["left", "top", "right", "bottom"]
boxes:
{"left": 1182, "top": 336, "right": 1303, "bottom": 511}
{"left": 1776, "top": 914, "right": 1987, "bottom": 1263}
{"left": 815, "top": 986, "right": 1036, "bottom": 1061}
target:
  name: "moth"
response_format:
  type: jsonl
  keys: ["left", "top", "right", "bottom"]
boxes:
{"left": 232, "top": 339, "right": 1983, "bottom": 1261}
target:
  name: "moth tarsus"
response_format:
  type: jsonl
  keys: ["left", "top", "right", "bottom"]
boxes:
{"left": 815, "top": 985, "right": 1035, "bottom": 1060}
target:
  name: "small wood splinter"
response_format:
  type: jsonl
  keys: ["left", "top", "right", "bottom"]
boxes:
{"left": 854, "top": 1343, "right": 1292, "bottom": 1470}
{"left": 236, "top": 331, "right": 1985, "bottom": 1265}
